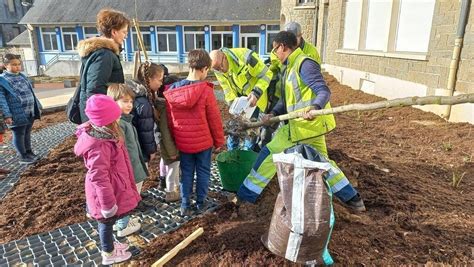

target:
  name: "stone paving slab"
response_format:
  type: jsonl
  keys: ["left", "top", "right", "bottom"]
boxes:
{"left": 0, "top": 162, "right": 227, "bottom": 266}
{"left": 0, "top": 122, "right": 76, "bottom": 199}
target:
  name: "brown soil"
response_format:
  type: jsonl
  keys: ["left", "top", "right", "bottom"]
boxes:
{"left": 0, "top": 74, "right": 473, "bottom": 265}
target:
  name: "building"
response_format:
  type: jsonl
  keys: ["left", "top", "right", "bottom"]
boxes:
{"left": 6, "top": 30, "right": 38, "bottom": 75}
{"left": 18, "top": 0, "right": 280, "bottom": 76}
{"left": 281, "top": 0, "right": 473, "bottom": 124}
{"left": 0, "top": 0, "right": 30, "bottom": 47}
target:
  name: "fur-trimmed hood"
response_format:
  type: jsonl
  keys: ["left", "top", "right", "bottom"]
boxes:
{"left": 77, "top": 37, "right": 120, "bottom": 57}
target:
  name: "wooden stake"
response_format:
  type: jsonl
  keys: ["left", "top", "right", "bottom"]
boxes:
{"left": 151, "top": 227, "right": 204, "bottom": 267}
{"left": 245, "top": 93, "right": 474, "bottom": 129}
{"left": 132, "top": 51, "right": 141, "bottom": 80}
{"left": 132, "top": 18, "right": 148, "bottom": 61}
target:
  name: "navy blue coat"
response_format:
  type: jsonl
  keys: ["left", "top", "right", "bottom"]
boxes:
{"left": 126, "top": 80, "right": 157, "bottom": 161}
{"left": 0, "top": 73, "right": 41, "bottom": 128}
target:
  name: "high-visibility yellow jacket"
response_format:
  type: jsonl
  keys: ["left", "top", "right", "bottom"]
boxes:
{"left": 269, "top": 38, "right": 321, "bottom": 99}
{"left": 283, "top": 48, "right": 335, "bottom": 142}
{"left": 215, "top": 48, "right": 273, "bottom": 112}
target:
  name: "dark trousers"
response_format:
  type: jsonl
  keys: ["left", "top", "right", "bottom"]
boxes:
{"left": 98, "top": 219, "right": 117, "bottom": 253}
{"left": 11, "top": 118, "right": 34, "bottom": 158}
{"left": 179, "top": 148, "right": 212, "bottom": 208}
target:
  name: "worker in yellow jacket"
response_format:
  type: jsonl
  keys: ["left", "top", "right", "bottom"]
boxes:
{"left": 237, "top": 31, "right": 366, "bottom": 212}
{"left": 210, "top": 48, "right": 273, "bottom": 151}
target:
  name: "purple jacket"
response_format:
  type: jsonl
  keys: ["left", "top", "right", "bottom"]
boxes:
{"left": 74, "top": 124, "right": 141, "bottom": 220}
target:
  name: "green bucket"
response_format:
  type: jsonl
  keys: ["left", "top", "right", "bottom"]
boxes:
{"left": 216, "top": 150, "right": 258, "bottom": 192}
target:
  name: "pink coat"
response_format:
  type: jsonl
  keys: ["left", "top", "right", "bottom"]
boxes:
{"left": 74, "top": 124, "right": 141, "bottom": 220}
{"left": 164, "top": 81, "right": 225, "bottom": 154}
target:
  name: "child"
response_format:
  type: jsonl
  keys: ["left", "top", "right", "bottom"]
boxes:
{"left": 74, "top": 94, "right": 140, "bottom": 265}
{"left": 126, "top": 62, "right": 164, "bottom": 163}
{"left": 0, "top": 107, "right": 7, "bottom": 149}
{"left": 165, "top": 49, "right": 225, "bottom": 216}
{"left": 107, "top": 83, "right": 148, "bottom": 237}
{"left": 156, "top": 96, "right": 180, "bottom": 202}
{"left": 0, "top": 54, "right": 42, "bottom": 164}
{"left": 156, "top": 71, "right": 181, "bottom": 202}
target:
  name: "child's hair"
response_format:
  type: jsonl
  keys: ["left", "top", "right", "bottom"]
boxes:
{"left": 105, "top": 120, "right": 124, "bottom": 141}
{"left": 137, "top": 61, "right": 164, "bottom": 102}
{"left": 3, "top": 54, "right": 21, "bottom": 64}
{"left": 188, "top": 49, "right": 211, "bottom": 70}
{"left": 107, "top": 83, "right": 136, "bottom": 101}
{"left": 96, "top": 9, "right": 130, "bottom": 38}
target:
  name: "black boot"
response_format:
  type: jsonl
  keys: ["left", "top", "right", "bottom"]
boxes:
{"left": 158, "top": 176, "right": 166, "bottom": 190}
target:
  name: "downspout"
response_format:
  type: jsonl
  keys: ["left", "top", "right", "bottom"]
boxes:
{"left": 445, "top": 0, "right": 471, "bottom": 120}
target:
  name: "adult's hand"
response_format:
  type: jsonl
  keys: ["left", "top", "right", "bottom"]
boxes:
{"left": 302, "top": 108, "right": 317, "bottom": 120}
{"left": 247, "top": 93, "right": 258, "bottom": 108}
{"left": 261, "top": 113, "right": 275, "bottom": 125}
{"left": 4, "top": 118, "right": 12, "bottom": 125}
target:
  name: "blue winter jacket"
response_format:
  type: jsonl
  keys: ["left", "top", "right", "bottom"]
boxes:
{"left": 0, "top": 73, "right": 42, "bottom": 128}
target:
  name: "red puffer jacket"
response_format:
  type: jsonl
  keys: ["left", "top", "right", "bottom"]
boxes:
{"left": 164, "top": 81, "right": 225, "bottom": 154}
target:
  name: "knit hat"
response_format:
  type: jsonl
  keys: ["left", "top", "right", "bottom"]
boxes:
{"left": 284, "top": 22, "right": 302, "bottom": 36}
{"left": 85, "top": 94, "right": 121, "bottom": 126}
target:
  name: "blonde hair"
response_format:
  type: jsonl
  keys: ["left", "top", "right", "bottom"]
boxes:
{"left": 107, "top": 83, "right": 135, "bottom": 101}
{"left": 105, "top": 120, "right": 124, "bottom": 141}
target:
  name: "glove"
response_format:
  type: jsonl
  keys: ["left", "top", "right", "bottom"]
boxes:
{"left": 101, "top": 204, "right": 118, "bottom": 219}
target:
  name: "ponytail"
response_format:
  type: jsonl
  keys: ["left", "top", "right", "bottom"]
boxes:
{"left": 137, "top": 61, "right": 164, "bottom": 104}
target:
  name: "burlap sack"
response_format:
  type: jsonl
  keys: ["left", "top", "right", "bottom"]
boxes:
{"left": 262, "top": 148, "right": 335, "bottom": 265}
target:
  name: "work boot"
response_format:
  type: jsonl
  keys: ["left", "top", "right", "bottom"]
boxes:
{"left": 158, "top": 176, "right": 166, "bottom": 190}
{"left": 342, "top": 193, "right": 366, "bottom": 212}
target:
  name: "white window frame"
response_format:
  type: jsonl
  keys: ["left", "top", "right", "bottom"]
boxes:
{"left": 298, "top": 0, "right": 315, "bottom": 5}
{"left": 156, "top": 27, "right": 177, "bottom": 53}
{"left": 132, "top": 26, "right": 153, "bottom": 52}
{"left": 61, "top": 27, "right": 79, "bottom": 51}
{"left": 184, "top": 27, "right": 205, "bottom": 53}
{"left": 266, "top": 25, "right": 280, "bottom": 54}
{"left": 83, "top": 26, "right": 99, "bottom": 39}
{"left": 210, "top": 26, "right": 233, "bottom": 50}
{"left": 338, "top": 0, "right": 436, "bottom": 60}
{"left": 40, "top": 27, "right": 59, "bottom": 51}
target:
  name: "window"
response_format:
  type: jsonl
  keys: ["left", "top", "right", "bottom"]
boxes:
{"left": 62, "top": 27, "right": 78, "bottom": 51}
{"left": 342, "top": 0, "right": 436, "bottom": 54}
{"left": 41, "top": 27, "right": 58, "bottom": 51}
{"left": 184, "top": 26, "right": 205, "bottom": 52}
{"left": 396, "top": 0, "right": 436, "bottom": 53}
{"left": 157, "top": 27, "right": 177, "bottom": 52}
{"left": 342, "top": 0, "right": 362, "bottom": 49}
{"left": 84, "top": 27, "right": 99, "bottom": 39}
{"left": 8, "top": 0, "right": 16, "bottom": 13}
{"left": 298, "top": 0, "right": 315, "bottom": 5}
{"left": 364, "top": 0, "right": 391, "bottom": 51}
{"left": 266, "top": 25, "right": 280, "bottom": 53}
{"left": 211, "top": 26, "right": 233, "bottom": 50}
{"left": 132, "top": 26, "right": 152, "bottom": 52}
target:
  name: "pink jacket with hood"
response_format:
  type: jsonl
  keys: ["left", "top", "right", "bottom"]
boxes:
{"left": 74, "top": 123, "right": 141, "bottom": 220}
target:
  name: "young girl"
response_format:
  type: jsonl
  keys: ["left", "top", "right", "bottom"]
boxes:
{"left": 74, "top": 94, "right": 140, "bottom": 265}
{"left": 165, "top": 49, "right": 225, "bottom": 216}
{"left": 0, "top": 54, "right": 42, "bottom": 164}
{"left": 126, "top": 62, "right": 163, "bottom": 162}
{"left": 156, "top": 71, "right": 181, "bottom": 202}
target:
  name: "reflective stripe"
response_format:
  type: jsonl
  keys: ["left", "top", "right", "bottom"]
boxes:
{"left": 222, "top": 48, "right": 239, "bottom": 64}
{"left": 288, "top": 99, "right": 313, "bottom": 112}
{"left": 329, "top": 178, "right": 350, "bottom": 193}
{"left": 257, "top": 66, "right": 269, "bottom": 78}
{"left": 244, "top": 49, "right": 253, "bottom": 62}
{"left": 242, "top": 82, "right": 250, "bottom": 93}
{"left": 288, "top": 71, "right": 302, "bottom": 104}
{"left": 243, "top": 178, "right": 264, "bottom": 194}
{"left": 250, "top": 169, "right": 271, "bottom": 185}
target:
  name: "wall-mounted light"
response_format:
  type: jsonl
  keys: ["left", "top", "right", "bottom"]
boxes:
{"left": 204, "top": 26, "right": 209, "bottom": 31}
{"left": 149, "top": 26, "right": 154, "bottom": 32}
{"left": 260, "top": 25, "right": 266, "bottom": 31}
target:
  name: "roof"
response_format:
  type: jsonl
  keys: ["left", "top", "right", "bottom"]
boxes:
{"left": 6, "top": 30, "right": 30, "bottom": 47}
{"left": 20, "top": 0, "right": 280, "bottom": 25}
